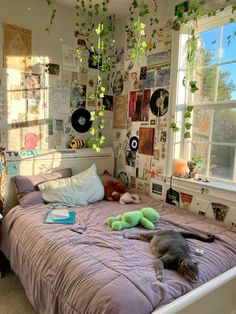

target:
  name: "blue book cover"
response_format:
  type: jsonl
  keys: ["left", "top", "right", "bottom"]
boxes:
{"left": 45, "top": 210, "right": 75, "bottom": 224}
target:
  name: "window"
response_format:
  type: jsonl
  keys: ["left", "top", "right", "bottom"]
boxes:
{"left": 173, "top": 8, "right": 236, "bottom": 184}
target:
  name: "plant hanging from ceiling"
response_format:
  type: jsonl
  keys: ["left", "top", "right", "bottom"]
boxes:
{"left": 125, "top": 0, "right": 158, "bottom": 61}
{"left": 45, "top": 0, "right": 115, "bottom": 152}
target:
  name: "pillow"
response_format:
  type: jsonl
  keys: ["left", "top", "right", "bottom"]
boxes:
{"left": 38, "top": 164, "right": 104, "bottom": 205}
{"left": 19, "top": 191, "right": 45, "bottom": 207}
{"left": 12, "top": 168, "right": 72, "bottom": 203}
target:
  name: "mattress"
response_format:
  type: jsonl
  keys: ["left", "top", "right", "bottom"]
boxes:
{"left": 1, "top": 192, "right": 236, "bottom": 314}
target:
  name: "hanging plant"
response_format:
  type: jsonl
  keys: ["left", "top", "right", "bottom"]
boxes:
{"left": 45, "top": 0, "right": 56, "bottom": 33}
{"left": 126, "top": 0, "right": 158, "bottom": 61}
{"left": 45, "top": 0, "right": 115, "bottom": 152}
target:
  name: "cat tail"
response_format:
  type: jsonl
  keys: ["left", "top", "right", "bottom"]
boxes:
{"left": 180, "top": 232, "right": 215, "bottom": 242}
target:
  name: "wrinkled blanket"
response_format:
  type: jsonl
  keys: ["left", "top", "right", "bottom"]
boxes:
{"left": 1, "top": 193, "right": 236, "bottom": 314}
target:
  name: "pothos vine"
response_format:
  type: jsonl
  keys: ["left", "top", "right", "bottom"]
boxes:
{"left": 45, "top": 0, "right": 115, "bottom": 152}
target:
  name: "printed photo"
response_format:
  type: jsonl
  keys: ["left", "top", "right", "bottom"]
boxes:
{"left": 138, "top": 127, "right": 155, "bottom": 155}
{"left": 103, "top": 95, "right": 113, "bottom": 111}
{"left": 212, "top": 203, "right": 229, "bottom": 222}
{"left": 155, "top": 68, "right": 170, "bottom": 87}
{"left": 46, "top": 63, "right": 60, "bottom": 76}
{"left": 70, "top": 84, "right": 86, "bottom": 108}
{"left": 125, "top": 149, "right": 136, "bottom": 167}
{"left": 152, "top": 183, "right": 163, "bottom": 195}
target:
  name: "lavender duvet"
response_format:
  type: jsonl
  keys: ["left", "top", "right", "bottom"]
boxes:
{"left": 1, "top": 193, "right": 236, "bottom": 314}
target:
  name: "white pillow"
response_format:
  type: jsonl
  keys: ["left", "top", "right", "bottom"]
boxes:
{"left": 38, "top": 164, "right": 104, "bottom": 205}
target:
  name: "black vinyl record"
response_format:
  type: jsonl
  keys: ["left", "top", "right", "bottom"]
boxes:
{"left": 150, "top": 88, "right": 169, "bottom": 117}
{"left": 71, "top": 108, "right": 92, "bottom": 133}
{"left": 129, "top": 136, "right": 139, "bottom": 151}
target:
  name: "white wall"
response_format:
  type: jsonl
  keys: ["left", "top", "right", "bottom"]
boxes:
{"left": 0, "top": 0, "right": 113, "bottom": 150}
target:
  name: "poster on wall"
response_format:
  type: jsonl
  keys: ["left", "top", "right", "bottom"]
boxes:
{"left": 138, "top": 127, "right": 155, "bottom": 155}
{"left": 3, "top": 24, "right": 32, "bottom": 71}
{"left": 62, "top": 45, "right": 77, "bottom": 71}
{"left": 152, "top": 182, "right": 163, "bottom": 195}
{"left": 21, "top": 73, "right": 41, "bottom": 100}
{"left": 212, "top": 202, "right": 229, "bottom": 222}
{"left": 155, "top": 67, "right": 170, "bottom": 87}
{"left": 180, "top": 192, "right": 193, "bottom": 209}
{"left": 70, "top": 84, "right": 86, "bottom": 108}
{"left": 113, "top": 94, "right": 128, "bottom": 129}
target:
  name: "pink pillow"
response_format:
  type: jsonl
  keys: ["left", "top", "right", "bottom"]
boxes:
{"left": 18, "top": 191, "right": 45, "bottom": 207}
{"left": 12, "top": 168, "right": 72, "bottom": 205}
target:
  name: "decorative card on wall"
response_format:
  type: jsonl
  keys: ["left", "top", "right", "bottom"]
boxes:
{"left": 212, "top": 202, "right": 229, "bottom": 222}
{"left": 3, "top": 24, "right": 32, "bottom": 71}
{"left": 180, "top": 192, "right": 193, "bottom": 209}
{"left": 138, "top": 127, "right": 155, "bottom": 155}
{"left": 113, "top": 94, "right": 128, "bottom": 129}
{"left": 62, "top": 45, "right": 77, "bottom": 71}
{"left": 70, "top": 84, "right": 86, "bottom": 108}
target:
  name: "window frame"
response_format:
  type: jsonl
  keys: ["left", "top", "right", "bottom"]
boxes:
{"left": 169, "top": 6, "right": 236, "bottom": 185}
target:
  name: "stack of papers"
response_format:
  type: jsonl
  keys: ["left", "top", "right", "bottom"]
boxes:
{"left": 45, "top": 210, "right": 75, "bottom": 224}
{"left": 51, "top": 209, "right": 70, "bottom": 220}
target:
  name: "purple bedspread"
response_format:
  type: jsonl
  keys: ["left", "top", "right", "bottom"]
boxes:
{"left": 1, "top": 193, "right": 236, "bottom": 314}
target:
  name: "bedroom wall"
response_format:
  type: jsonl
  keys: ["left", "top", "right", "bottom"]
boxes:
{"left": 0, "top": 0, "right": 113, "bottom": 152}
{"left": 112, "top": 0, "right": 236, "bottom": 227}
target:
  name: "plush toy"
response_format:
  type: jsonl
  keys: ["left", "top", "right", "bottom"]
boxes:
{"left": 103, "top": 180, "right": 126, "bottom": 201}
{"left": 119, "top": 192, "right": 141, "bottom": 205}
{"left": 69, "top": 138, "right": 84, "bottom": 149}
{"left": 106, "top": 207, "right": 160, "bottom": 231}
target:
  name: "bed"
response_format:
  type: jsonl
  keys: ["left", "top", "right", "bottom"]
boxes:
{"left": 1, "top": 148, "right": 236, "bottom": 314}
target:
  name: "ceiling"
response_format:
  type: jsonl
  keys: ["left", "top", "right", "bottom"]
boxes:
{"left": 55, "top": 0, "right": 131, "bottom": 16}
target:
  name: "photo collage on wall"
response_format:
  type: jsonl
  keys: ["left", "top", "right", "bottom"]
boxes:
{"left": 0, "top": 24, "right": 118, "bottom": 154}
{"left": 113, "top": 18, "right": 173, "bottom": 194}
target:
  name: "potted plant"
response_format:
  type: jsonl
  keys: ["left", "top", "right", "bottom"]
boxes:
{"left": 187, "top": 155, "right": 204, "bottom": 178}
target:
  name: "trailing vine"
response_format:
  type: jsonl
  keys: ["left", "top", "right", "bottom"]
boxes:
{"left": 45, "top": 0, "right": 115, "bottom": 152}
{"left": 125, "top": 0, "right": 158, "bottom": 61}
{"left": 45, "top": 0, "right": 56, "bottom": 33}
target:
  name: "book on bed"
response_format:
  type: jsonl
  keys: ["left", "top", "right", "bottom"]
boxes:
{"left": 44, "top": 210, "right": 75, "bottom": 224}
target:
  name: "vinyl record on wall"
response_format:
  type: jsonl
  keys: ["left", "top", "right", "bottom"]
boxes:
{"left": 150, "top": 88, "right": 169, "bottom": 117}
{"left": 129, "top": 136, "right": 139, "bottom": 151}
{"left": 71, "top": 108, "right": 92, "bottom": 133}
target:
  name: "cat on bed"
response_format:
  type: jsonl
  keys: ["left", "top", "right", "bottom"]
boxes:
{"left": 124, "top": 230, "right": 215, "bottom": 282}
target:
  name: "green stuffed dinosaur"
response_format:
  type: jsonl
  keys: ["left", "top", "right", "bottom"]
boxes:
{"left": 105, "top": 207, "right": 160, "bottom": 231}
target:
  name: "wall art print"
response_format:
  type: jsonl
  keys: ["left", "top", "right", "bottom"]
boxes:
{"left": 113, "top": 94, "right": 128, "bottom": 129}
{"left": 3, "top": 23, "right": 32, "bottom": 71}
{"left": 138, "top": 127, "right": 155, "bottom": 155}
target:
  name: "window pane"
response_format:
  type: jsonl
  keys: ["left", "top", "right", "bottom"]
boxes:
{"left": 217, "top": 63, "right": 236, "bottom": 101}
{"left": 212, "top": 108, "right": 236, "bottom": 143}
{"left": 195, "top": 63, "right": 236, "bottom": 103}
{"left": 220, "top": 22, "right": 236, "bottom": 63}
{"left": 190, "top": 141, "right": 208, "bottom": 176}
{"left": 195, "top": 64, "right": 217, "bottom": 102}
{"left": 192, "top": 109, "right": 211, "bottom": 139}
{"left": 210, "top": 145, "right": 234, "bottom": 180}
{"left": 200, "top": 27, "right": 220, "bottom": 65}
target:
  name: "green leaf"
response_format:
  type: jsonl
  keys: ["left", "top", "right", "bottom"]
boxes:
{"left": 184, "top": 111, "right": 191, "bottom": 118}
{"left": 189, "top": 81, "right": 199, "bottom": 93}
{"left": 184, "top": 131, "right": 191, "bottom": 139}
{"left": 186, "top": 105, "right": 193, "bottom": 112}
{"left": 185, "top": 122, "right": 192, "bottom": 130}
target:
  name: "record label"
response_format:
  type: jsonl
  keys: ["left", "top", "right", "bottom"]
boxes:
{"left": 150, "top": 88, "right": 169, "bottom": 117}
{"left": 129, "top": 136, "right": 139, "bottom": 151}
{"left": 71, "top": 108, "right": 92, "bottom": 133}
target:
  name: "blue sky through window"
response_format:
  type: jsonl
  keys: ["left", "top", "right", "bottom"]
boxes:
{"left": 200, "top": 22, "right": 236, "bottom": 99}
